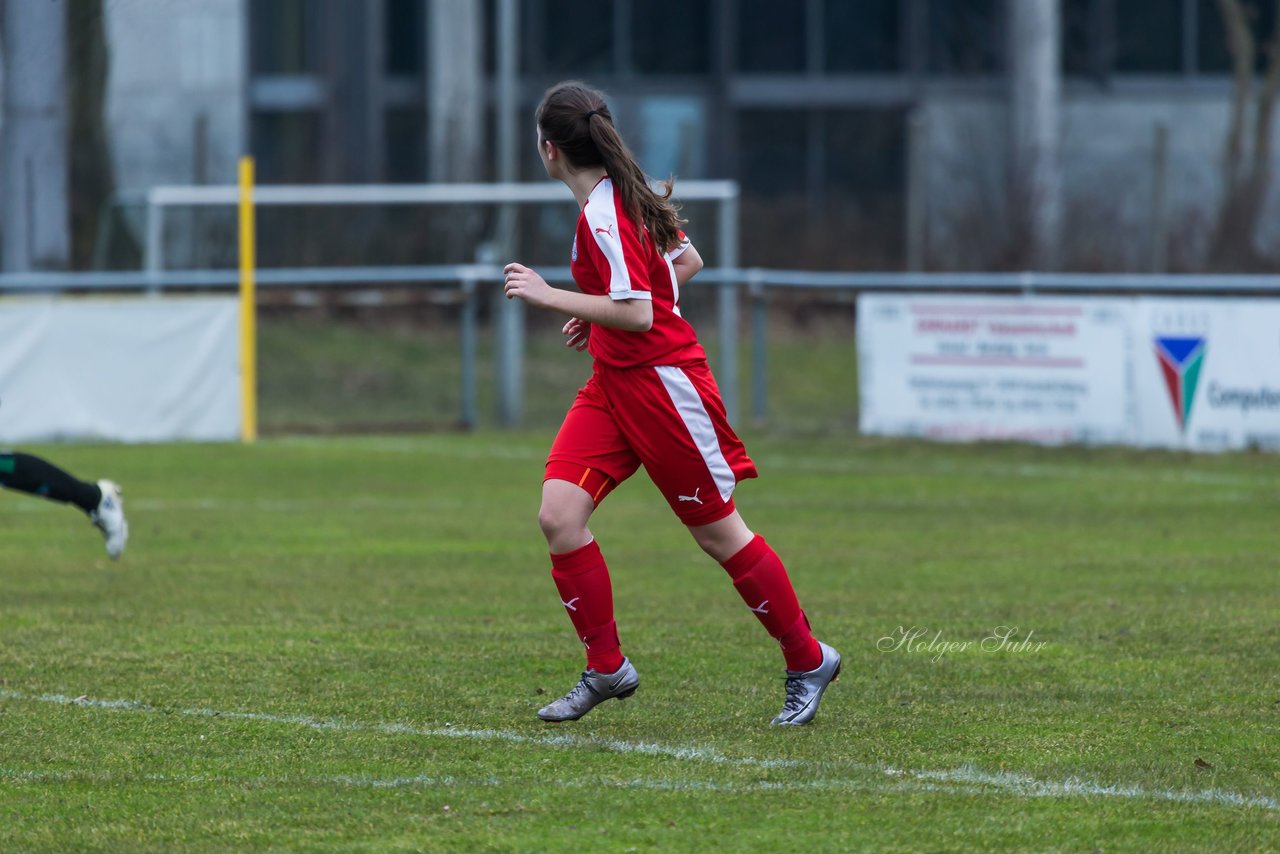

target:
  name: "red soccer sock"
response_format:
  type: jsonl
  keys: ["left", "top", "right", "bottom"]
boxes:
{"left": 550, "top": 539, "right": 625, "bottom": 674}
{"left": 721, "top": 534, "right": 822, "bottom": 672}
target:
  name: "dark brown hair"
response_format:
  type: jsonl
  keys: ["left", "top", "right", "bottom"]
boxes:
{"left": 535, "top": 80, "right": 685, "bottom": 252}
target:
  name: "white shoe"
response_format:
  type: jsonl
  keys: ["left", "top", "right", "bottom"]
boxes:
{"left": 537, "top": 658, "right": 639, "bottom": 722}
{"left": 772, "top": 641, "right": 841, "bottom": 726}
{"left": 90, "top": 479, "right": 128, "bottom": 559}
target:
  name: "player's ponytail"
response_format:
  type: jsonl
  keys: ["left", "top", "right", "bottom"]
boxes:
{"left": 536, "top": 81, "right": 685, "bottom": 253}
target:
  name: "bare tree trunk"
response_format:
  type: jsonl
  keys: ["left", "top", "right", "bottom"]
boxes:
{"left": 1219, "top": 0, "right": 1254, "bottom": 193}
{"left": 1212, "top": 0, "right": 1258, "bottom": 267}
{"left": 2, "top": 0, "right": 70, "bottom": 271}
{"left": 67, "top": 0, "right": 132, "bottom": 269}
{"left": 1251, "top": 26, "right": 1280, "bottom": 183}
{"left": 1210, "top": 0, "right": 1280, "bottom": 268}
{"left": 1007, "top": 0, "right": 1062, "bottom": 271}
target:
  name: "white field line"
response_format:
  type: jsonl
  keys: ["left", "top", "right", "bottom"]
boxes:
{"left": 0, "top": 765, "right": 996, "bottom": 799}
{"left": 0, "top": 688, "right": 798, "bottom": 770}
{"left": 1, "top": 688, "right": 1275, "bottom": 812}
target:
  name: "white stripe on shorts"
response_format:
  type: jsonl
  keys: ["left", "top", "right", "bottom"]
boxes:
{"left": 654, "top": 365, "right": 736, "bottom": 503}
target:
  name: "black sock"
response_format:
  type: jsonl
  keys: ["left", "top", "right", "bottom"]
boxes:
{"left": 0, "top": 452, "right": 101, "bottom": 514}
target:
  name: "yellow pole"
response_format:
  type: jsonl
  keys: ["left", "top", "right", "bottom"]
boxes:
{"left": 238, "top": 156, "right": 258, "bottom": 443}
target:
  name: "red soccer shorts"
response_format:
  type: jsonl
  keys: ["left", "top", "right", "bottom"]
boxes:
{"left": 545, "top": 360, "right": 758, "bottom": 526}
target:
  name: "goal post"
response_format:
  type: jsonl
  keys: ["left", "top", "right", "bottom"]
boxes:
{"left": 149, "top": 177, "right": 742, "bottom": 432}
{"left": 237, "top": 156, "right": 257, "bottom": 443}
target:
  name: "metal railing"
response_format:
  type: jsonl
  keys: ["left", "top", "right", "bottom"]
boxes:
{"left": 141, "top": 179, "right": 741, "bottom": 427}
{"left": 2, "top": 266, "right": 1277, "bottom": 427}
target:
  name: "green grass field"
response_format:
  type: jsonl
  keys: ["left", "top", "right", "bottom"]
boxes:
{"left": 254, "top": 304, "right": 858, "bottom": 435}
{"left": 1, "top": 433, "right": 1277, "bottom": 851}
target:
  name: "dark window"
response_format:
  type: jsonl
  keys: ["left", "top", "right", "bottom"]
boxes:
{"left": 483, "top": 0, "right": 497, "bottom": 75}
{"left": 251, "top": 111, "right": 324, "bottom": 183}
{"left": 927, "top": 0, "right": 1002, "bottom": 74}
{"left": 822, "top": 109, "right": 906, "bottom": 267}
{"left": 824, "top": 0, "right": 902, "bottom": 72}
{"left": 1198, "top": 0, "right": 1279, "bottom": 73}
{"left": 633, "top": 0, "right": 712, "bottom": 74}
{"left": 737, "top": 109, "right": 806, "bottom": 195}
{"left": 823, "top": 109, "right": 905, "bottom": 197}
{"left": 538, "top": 0, "right": 615, "bottom": 74}
{"left": 385, "top": 0, "right": 424, "bottom": 74}
{"left": 1062, "top": 0, "right": 1104, "bottom": 76}
{"left": 737, "top": 108, "right": 806, "bottom": 268}
{"left": 736, "top": 108, "right": 906, "bottom": 269}
{"left": 1115, "top": 0, "right": 1183, "bottom": 71}
{"left": 250, "top": 0, "right": 321, "bottom": 74}
{"left": 385, "top": 108, "right": 427, "bottom": 182}
{"left": 737, "top": 0, "right": 806, "bottom": 72}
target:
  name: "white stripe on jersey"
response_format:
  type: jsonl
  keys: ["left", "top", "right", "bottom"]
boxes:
{"left": 662, "top": 235, "right": 689, "bottom": 315}
{"left": 584, "top": 180, "right": 651, "bottom": 302}
{"left": 663, "top": 255, "right": 682, "bottom": 316}
{"left": 654, "top": 366, "right": 736, "bottom": 502}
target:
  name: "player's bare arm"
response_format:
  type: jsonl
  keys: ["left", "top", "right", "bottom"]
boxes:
{"left": 503, "top": 262, "right": 653, "bottom": 332}
{"left": 671, "top": 241, "right": 704, "bottom": 286}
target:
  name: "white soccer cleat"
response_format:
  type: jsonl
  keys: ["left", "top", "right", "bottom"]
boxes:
{"left": 90, "top": 479, "right": 128, "bottom": 559}
{"left": 772, "top": 640, "right": 841, "bottom": 726}
{"left": 537, "top": 658, "right": 640, "bottom": 722}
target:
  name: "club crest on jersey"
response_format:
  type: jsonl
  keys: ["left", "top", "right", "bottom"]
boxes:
{"left": 571, "top": 237, "right": 578, "bottom": 263}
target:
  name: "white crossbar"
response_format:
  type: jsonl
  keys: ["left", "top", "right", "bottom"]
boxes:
{"left": 146, "top": 180, "right": 739, "bottom": 208}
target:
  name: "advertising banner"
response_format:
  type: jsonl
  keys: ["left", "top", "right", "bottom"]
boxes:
{"left": 1133, "top": 299, "right": 1280, "bottom": 451}
{"left": 857, "top": 294, "right": 1134, "bottom": 445}
{"left": 0, "top": 296, "right": 240, "bottom": 443}
{"left": 859, "top": 293, "right": 1280, "bottom": 452}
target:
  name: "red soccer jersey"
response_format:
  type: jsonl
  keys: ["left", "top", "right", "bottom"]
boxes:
{"left": 570, "top": 178, "right": 706, "bottom": 369}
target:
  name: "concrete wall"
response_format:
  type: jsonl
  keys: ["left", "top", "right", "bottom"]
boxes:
{"left": 921, "top": 87, "right": 1279, "bottom": 271}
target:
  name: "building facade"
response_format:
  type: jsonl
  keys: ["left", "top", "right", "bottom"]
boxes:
{"left": 93, "top": 0, "right": 1280, "bottom": 272}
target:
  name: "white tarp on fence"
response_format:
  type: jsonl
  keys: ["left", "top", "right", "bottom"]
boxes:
{"left": 0, "top": 296, "right": 240, "bottom": 443}
{"left": 858, "top": 293, "right": 1280, "bottom": 452}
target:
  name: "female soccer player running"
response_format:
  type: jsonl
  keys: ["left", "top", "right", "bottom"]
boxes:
{"left": 0, "top": 451, "right": 128, "bottom": 558}
{"left": 503, "top": 81, "right": 839, "bottom": 726}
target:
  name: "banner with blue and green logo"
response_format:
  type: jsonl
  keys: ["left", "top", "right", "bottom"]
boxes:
{"left": 859, "top": 295, "right": 1280, "bottom": 452}
{"left": 1135, "top": 300, "right": 1280, "bottom": 451}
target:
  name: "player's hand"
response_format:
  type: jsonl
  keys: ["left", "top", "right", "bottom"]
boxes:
{"left": 563, "top": 317, "right": 590, "bottom": 351}
{"left": 503, "top": 262, "right": 555, "bottom": 309}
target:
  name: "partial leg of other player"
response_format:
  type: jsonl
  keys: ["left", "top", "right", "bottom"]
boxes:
{"left": 0, "top": 451, "right": 129, "bottom": 559}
